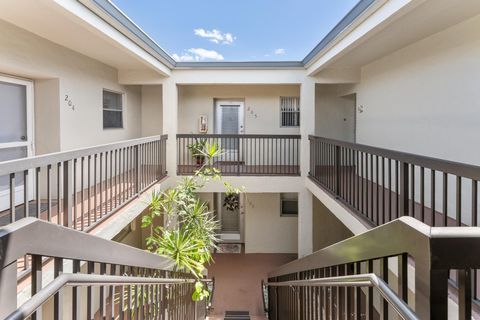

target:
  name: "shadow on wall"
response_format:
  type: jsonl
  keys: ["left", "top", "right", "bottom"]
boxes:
{"left": 312, "top": 196, "right": 353, "bottom": 251}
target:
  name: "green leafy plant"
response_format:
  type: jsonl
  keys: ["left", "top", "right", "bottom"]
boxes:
{"left": 142, "top": 141, "right": 243, "bottom": 301}
{"left": 187, "top": 138, "right": 208, "bottom": 166}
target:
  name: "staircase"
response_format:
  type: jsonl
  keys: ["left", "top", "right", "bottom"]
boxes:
{"left": 263, "top": 217, "right": 480, "bottom": 319}
{"left": 0, "top": 218, "right": 209, "bottom": 319}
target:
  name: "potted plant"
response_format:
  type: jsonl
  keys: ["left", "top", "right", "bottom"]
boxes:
{"left": 223, "top": 193, "right": 240, "bottom": 212}
{"left": 187, "top": 138, "right": 207, "bottom": 167}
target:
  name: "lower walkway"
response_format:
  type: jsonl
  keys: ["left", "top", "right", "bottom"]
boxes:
{"left": 207, "top": 252, "right": 296, "bottom": 319}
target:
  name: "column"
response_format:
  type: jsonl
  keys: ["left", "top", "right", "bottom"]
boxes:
{"left": 298, "top": 77, "right": 316, "bottom": 257}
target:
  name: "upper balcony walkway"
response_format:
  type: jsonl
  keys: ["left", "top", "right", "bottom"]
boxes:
{"left": 309, "top": 135, "right": 480, "bottom": 229}
{"left": 177, "top": 134, "right": 301, "bottom": 176}
{"left": 0, "top": 135, "right": 168, "bottom": 275}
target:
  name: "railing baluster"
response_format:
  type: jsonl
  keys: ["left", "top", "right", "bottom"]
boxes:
{"left": 366, "top": 260, "right": 373, "bottom": 320}
{"left": 87, "top": 156, "right": 91, "bottom": 227}
{"left": 47, "top": 164, "right": 52, "bottom": 222}
{"left": 35, "top": 168, "right": 41, "bottom": 219}
{"left": 410, "top": 164, "right": 415, "bottom": 218}
{"left": 100, "top": 152, "right": 103, "bottom": 218}
{"left": 57, "top": 162, "right": 61, "bottom": 226}
{"left": 9, "top": 173, "right": 15, "bottom": 223}
{"left": 431, "top": 169, "right": 436, "bottom": 226}
{"left": 443, "top": 172, "right": 448, "bottom": 226}
{"left": 53, "top": 257, "right": 63, "bottom": 320}
{"left": 80, "top": 158, "right": 85, "bottom": 231}
{"left": 87, "top": 261, "right": 94, "bottom": 320}
{"left": 376, "top": 155, "right": 379, "bottom": 225}
{"left": 473, "top": 180, "right": 478, "bottom": 226}
{"left": 72, "top": 260, "right": 81, "bottom": 320}
{"left": 458, "top": 269, "right": 472, "bottom": 319}
{"left": 456, "top": 176, "right": 462, "bottom": 226}
{"left": 24, "top": 170, "right": 29, "bottom": 219}
{"left": 420, "top": 167, "right": 425, "bottom": 223}
{"left": 381, "top": 157, "right": 385, "bottom": 224}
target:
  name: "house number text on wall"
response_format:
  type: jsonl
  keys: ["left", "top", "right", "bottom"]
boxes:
{"left": 64, "top": 94, "right": 76, "bottom": 111}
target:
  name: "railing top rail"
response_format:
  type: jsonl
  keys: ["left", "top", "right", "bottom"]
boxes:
{"left": 5, "top": 273, "right": 196, "bottom": 320}
{"left": 268, "top": 217, "right": 480, "bottom": 278}
{"left": 0, "top": 218, "right": 174, "bottom": 271}
{"left": 0, "top": 135, "right": 167, "bottom": 176}
{"left": 177, "top": 133, "right": 301, "bottom": 139}
{"left": 265, "top": 273, "right": 418, "bottom": 320}
{"left": 309, "top": 135, "right": 480, "bottom": 180}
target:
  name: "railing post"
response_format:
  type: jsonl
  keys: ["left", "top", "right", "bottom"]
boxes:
{"left": 63, "top": 160, "right": 72, "bottom": 228}
{"left": 428, "top": 269, "right": 449, "bottom": 320}
{"left": 399, "top": 162, "right": 409, "bottom": 216}
{"left": 135, "top": 144, "right": 140, "bottom": 196}
{"left": 308, "top": 137, "right": 313, "bottom": 178}
{"left": 458, "top": 269, "right": 472, "bottom": 320}
{"left": 0, "top": 262, "right": 17, "bottom": 319}
{"left": 237, "top": 136, "right": 241, "bottom": 176}
{"left": 335, "top": 145, "right": 341, "bottom": 197}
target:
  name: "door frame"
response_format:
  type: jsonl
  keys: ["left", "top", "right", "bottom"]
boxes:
{"left": 0, "top": 74, "right": 35, "bottom": 210}
{"left": 214, "top": 99, "right": 245, "bottom": 134}
{"left": 216, "top": 192, "right": 245, "bottom": 242}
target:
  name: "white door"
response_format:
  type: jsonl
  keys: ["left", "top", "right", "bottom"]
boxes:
{"left": 214, "top": 100, "right": 244, "bottom": 161}
{"left": 0, "top": 76, "right": 34, "bottom": 211}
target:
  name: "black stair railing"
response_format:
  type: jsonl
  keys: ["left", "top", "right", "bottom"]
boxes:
{"left": 0, "top": 218, "right": 208, "bottom": 320}
{"left": 266, "top": 217, "right": 480, "bottom": 320}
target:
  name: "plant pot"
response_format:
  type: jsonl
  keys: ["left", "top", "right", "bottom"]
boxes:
{"left": 195, "top": 156, "right": 205, "bottom": 167}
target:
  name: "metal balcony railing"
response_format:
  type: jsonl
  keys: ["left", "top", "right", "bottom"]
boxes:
{"left": 0, "top": 135, "right": 168, "bottom": 235}
{"left": 309, "top": 135, "right": 480, "bottom": 228}
{"left": 177, "top": 134, "right": 301, "bottom": 176}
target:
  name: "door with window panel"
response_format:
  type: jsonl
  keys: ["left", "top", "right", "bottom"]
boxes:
{"left": 0, "top": 76, "right": 34, "bottom": 213}
{"left": 214, "top": 100, "right": 244, "bottom": 162}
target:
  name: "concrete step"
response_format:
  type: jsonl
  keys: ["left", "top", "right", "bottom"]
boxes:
{"left": 224, "top": 310, "right": 250, "bottom": 320}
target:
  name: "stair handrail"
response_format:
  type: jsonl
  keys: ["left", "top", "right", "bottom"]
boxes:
{"left": 5, "top": 274, "right": 198, "bottom": 320}
{"left": 267, "top": 217, "right": 480, "bottom": 320}
{"left": 265, "top": 273, "right": 418, "bottom": 320}
{"left": 0, "top": 218, "right": 198, "bottom": 319}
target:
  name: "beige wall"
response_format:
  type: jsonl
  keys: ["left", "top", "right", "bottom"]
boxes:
{"left": 141, "top": 85, "right": 163, "bottom": 136}
{"left": 178, "top": 84, "right": 300, "bottom": 134}
{"left": 197, "top": 192, "right": 298, "bottom": 254}
{"left": 312, "top": 196, "right": 353, "bottom": 252}
{"left": 244, "top": 193, "right": 298, "bottom": 254}
{"left": 349, "top": 14, "right": 480, "bottom": 224}
{"left": 315, "top": 84, "right": 356, "bottom": 142}
{"left": 34, "top": 79, "right": 60, "bottom": 155}
{"left": 0, "top": 19, "right": 143, "bottom": 152}
{"left": 355, "top": 14, "right": 480, "bottom": 165}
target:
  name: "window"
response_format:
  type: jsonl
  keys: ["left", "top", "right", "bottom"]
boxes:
{"left": 280, "top": 193, "right": 298, "bottom": 216}
{"left": 103, "top": 90, "right": 123, "bottom": 129}
{"left": 280, "top": 97, "right": 300, "bottom": 127}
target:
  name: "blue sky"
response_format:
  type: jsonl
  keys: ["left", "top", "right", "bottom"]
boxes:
{"left": 112, "top": 0, "right": 359, "bottom": 62}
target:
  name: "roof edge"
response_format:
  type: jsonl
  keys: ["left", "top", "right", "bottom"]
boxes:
{"left": 82, "top": 0, "right": 379, "bottom": 70}
{"left": 302, "top": 0, "right": 377, "bottom": 65}
{"left": 84, "top": 0, "right": 177, "bottom": 67}
{"left": 175, "top": 61, "right": 305, "bottom": 69}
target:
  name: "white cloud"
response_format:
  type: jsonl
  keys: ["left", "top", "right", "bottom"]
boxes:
{"left": 172, "top": 48, "right": 224, "bottom": 62}
{"left": 171, "top": 53, "right": 195, "bottom": 62}
{"left": 274, "top": 48, "right": 286, "bottom": 55}
{"left": 194, "top": 28, "right": 236, "bottom": 45}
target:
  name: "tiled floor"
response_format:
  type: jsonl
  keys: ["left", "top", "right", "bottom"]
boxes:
{"left": 206, "top": 252, "right": 296, "bottom": 318}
